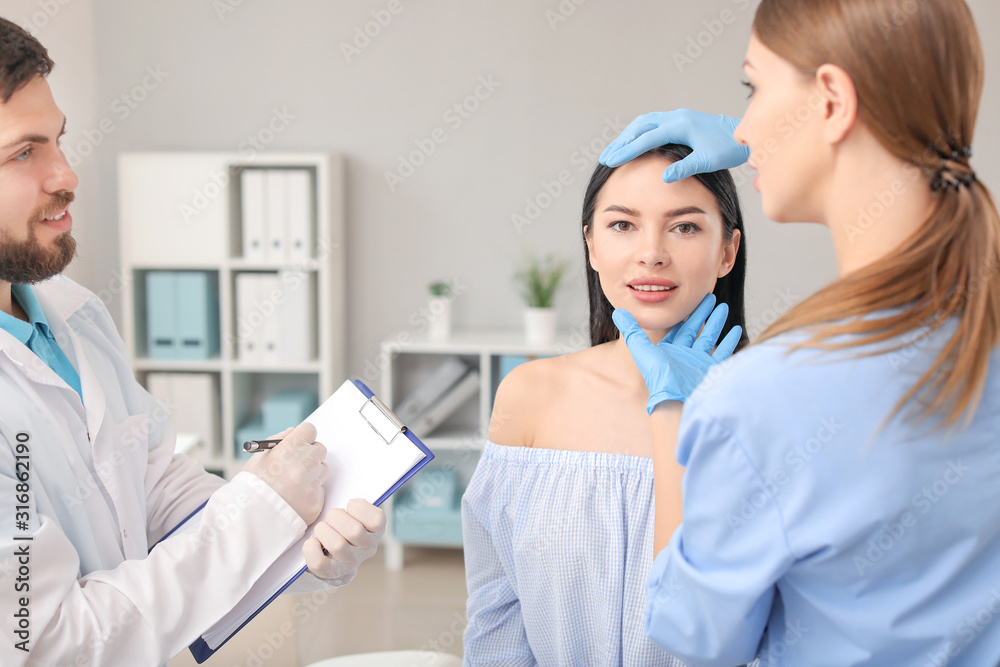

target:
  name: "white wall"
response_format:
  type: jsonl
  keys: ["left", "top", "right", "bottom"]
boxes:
{"left": 8, "top": 0, "right": 1000, "bottom": 381}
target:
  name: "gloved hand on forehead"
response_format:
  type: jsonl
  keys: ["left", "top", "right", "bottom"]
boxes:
{"left": 600, "top": 109, "right": 749, "bottom": 183}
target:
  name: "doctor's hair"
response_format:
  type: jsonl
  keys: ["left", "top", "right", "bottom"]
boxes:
{"left": 752, "top": 0, "right": 1000, "bottom": 429}
{"left": 581, "top": 144, "right": 749, "bottom": 349}
{"left": 0, "top": 18, "right": 53, "bottom": 103}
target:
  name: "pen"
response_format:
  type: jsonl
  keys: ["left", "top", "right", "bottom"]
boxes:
{"left": 242, "top": 439, "right": 282, "bottom": 453}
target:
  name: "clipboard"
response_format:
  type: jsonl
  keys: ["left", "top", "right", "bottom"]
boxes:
{"left": 155, "top": 379, "right": 434, "bottom": 663}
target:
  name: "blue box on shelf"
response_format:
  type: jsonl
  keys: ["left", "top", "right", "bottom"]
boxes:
{"left": 261, "top": 389, "right": 318, "bottom": 428}
{"left": 392, "top": 469, "right": 463, "bottom": 546}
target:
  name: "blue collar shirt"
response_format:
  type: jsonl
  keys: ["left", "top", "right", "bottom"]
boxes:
{"left": 0, "top": 283, "right": 83, "bottom": 403}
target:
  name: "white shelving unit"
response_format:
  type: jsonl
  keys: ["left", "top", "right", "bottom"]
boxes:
{"left": 118, "top": 152, "right": 345, "bottom": 479}
{"left": 379, "top": 329, "right": 586, "bottom": 570}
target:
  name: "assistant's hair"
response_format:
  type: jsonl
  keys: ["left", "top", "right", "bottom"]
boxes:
{"left": 752, "top": 0, "right": 1000, "bottom": 429}
{"left": 0, "top": 17, "right": 53, "bottom": 103}
{"left": 582, "top": 144, "right": 749, "bottom": 349}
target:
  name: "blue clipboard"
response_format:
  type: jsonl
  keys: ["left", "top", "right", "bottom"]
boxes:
{"left": 153, "top": 379, "right": 434, "bottom": 663}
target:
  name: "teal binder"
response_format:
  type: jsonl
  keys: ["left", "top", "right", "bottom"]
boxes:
{"left": 175, "top": 271, "right": 219, "bottom": 360}
{"left": 146, "top": 271, "right": 178, "bottom": 359}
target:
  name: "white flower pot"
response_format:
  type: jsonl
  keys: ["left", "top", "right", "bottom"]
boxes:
{"left": 524, "top": 307, "right": 557, "bottom": 346}
{"left": 428, "top": 297, "right": 451, "bottom": 342}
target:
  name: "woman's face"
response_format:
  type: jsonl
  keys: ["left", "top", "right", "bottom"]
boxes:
{"left": 586, "top": 154, "right": 739, "bottom": 338}
{"left": 734, "top": 33, "right": 828, "bottom": 223}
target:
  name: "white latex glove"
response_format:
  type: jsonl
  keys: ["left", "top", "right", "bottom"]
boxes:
{"left": 304, "top": 498, "right": 386, "bottom": 583}
{"left": 242, "top": 422, "right": 328, "bottom": 524}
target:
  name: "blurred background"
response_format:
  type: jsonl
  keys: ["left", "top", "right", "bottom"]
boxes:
{"left": 5, "top": 0, "right": 998, "bottom": 664}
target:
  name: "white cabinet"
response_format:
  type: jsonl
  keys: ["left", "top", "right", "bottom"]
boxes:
{"left": 118, "top": 152, "right": 345, "bottom": 479}
{"left": 379, "top": 329, "right": 585, "bottom": 570}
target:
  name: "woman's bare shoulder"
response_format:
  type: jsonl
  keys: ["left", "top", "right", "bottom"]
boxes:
{"left": 488, "top": 349, "right": 597, "bottom": 447}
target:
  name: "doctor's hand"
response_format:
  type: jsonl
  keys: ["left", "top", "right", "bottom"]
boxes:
{"left": 613, "top": 294, "right": 742, "bottom": 413}
{"left": 304, "top": 499, "right": 386, "bottom": 583}
{"left": 242, "top": 422, "right": 328, "bottom": 525}
{"left": 600, "top": 109, "right": 749, "bottom": 183}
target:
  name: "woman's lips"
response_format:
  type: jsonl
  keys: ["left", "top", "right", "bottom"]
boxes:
{"left": 628, "top": 282, "right": 678, "bottom": 303}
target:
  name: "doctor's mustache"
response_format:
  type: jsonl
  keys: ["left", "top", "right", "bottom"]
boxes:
{"left": 32, "top": 191, "right": 75, "bottom": 223}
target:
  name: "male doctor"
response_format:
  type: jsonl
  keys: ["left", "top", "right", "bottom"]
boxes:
{"left": 0, "top": 18, "right": 385, "bottom": 666}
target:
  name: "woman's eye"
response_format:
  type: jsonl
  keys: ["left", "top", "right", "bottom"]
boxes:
{"left": 14, "top": 148, "right": 32, "bottom": 160}
{"left": 611, "top": 221, "right": 632, "bottom": 232}
{"left": 741, "top": 79, "right": 755, "bottom": 99}
{"left": 675, "top": 223, "right": 699, "bottom": 234}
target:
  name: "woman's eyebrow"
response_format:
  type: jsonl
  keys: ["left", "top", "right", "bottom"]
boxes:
{"left": 600, "top": 204, "right": 707, "bottom": 218}
{"left": 602, "top": 204, "right": 640, "bottom": 216}
{"left": 663, "top": 205, "right": 707, "bottom": 218}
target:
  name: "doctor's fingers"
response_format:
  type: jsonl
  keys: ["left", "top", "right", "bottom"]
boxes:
{"left": 344, "top": 498, "right": 387, "bottom": 535}
{"left": 321, "top": 507, "right": 383, "bottom": 548}
{"left": 311, "top": 521, "right": 370, "bottom": 565}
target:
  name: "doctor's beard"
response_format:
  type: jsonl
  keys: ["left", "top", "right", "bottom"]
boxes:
{"left": 0, "top": 228, "right": 76, "bottom": 284}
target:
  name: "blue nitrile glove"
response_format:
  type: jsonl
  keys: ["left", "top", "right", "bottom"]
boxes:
{"left": 612, "top": 294, "right": 742, "bottom": 413}
{"left": 599, "top": 109, "right": 750, "bottom": 183}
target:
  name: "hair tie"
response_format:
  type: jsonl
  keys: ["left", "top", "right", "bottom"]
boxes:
{"left": 930, "top": 144, "right": 975, "bottom": 192}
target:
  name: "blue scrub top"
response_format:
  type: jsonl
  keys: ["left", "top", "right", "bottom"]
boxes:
{"left": 0, "top": 283, "right": 83, "bottom": 403}
{"left": 646, "top": 316, "right": 1000, "bottom": 666}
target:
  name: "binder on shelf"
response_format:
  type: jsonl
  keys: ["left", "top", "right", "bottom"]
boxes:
{"left": 275, "top": 269, "right": 315, "bottom": 363}
{"left": 155, "top": 379, "right": 434, "bottom": 663}
{"left": 145, "top": 372, "right": 219, "bottom": 454}
{"left": 145, "top": 271, "right": 219, "bottom": 360}
{"left": 264, "top": 170, "right": 286, "bottom": 262}
{"left": 234, "top": 272, "right": 262, "bottom": 363}
{"left": 240, "top": 169, "right": 267, "bottom": 262}
{"left": 256, "top": 272, "right": 281, "bottom": 365}
{"left": 411, "top": 369, "right": 480, "bottom": 435}
{"left": 175, "top": 271, "right": 219, "bottom": 360}
{"left": 145, "top": 271, "right": 177, "bottom": 359}
{"left": 285, "top": 169, "right": 314, "bottom": 262}
{"left": 394, "top": 356, "right": 469, "bottom": 424}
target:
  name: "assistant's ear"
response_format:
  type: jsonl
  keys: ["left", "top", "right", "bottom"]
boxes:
{"left": 815, "top": 63, "right": 858, "bottom": 146}
{"left": 717, "top": 228, "right": 741, "bottom": 278}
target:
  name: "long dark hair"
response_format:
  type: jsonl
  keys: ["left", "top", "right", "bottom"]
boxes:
{"left": 582, "top": 144, "right": 749, "bottom": 348}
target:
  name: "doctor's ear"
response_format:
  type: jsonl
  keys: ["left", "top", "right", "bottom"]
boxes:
{"left": 815, "top": 63, "right": 858, "bottom": 146}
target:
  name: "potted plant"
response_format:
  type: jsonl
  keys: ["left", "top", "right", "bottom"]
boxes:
{"left": 514, "top": 250, "right": 568, "bottom": 345}
{"left": 427, "top": 280, "right": 453, "bottom": 341}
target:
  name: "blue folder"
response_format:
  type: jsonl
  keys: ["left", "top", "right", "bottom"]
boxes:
{"left": 152, "top": 379, "right": 434, "bottom": 663}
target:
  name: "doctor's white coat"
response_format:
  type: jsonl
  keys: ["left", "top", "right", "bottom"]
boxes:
{"left": 0, "top": 275, "right": 322, "bottom": 666}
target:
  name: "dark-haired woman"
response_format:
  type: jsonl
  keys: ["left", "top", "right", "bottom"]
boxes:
{"left": 602, "top": 0, "right": 1000, "bottom": 664}
{"left": 460, "top": 145, "right": 747, "bottom": 666}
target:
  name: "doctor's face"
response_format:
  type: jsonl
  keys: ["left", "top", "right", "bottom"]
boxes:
{"left": 0, "top": 75, "right": 77, "bottom": 285}
{"left": 586, "top": 154, "right": 739, "bottom": 339}
{"left": 734, "top": 34, "right": 828, "bottom": 224}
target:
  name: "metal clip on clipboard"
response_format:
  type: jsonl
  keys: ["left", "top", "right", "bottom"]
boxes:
{"left": 359, "top": 395, "right": 408, "bottom": 445}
